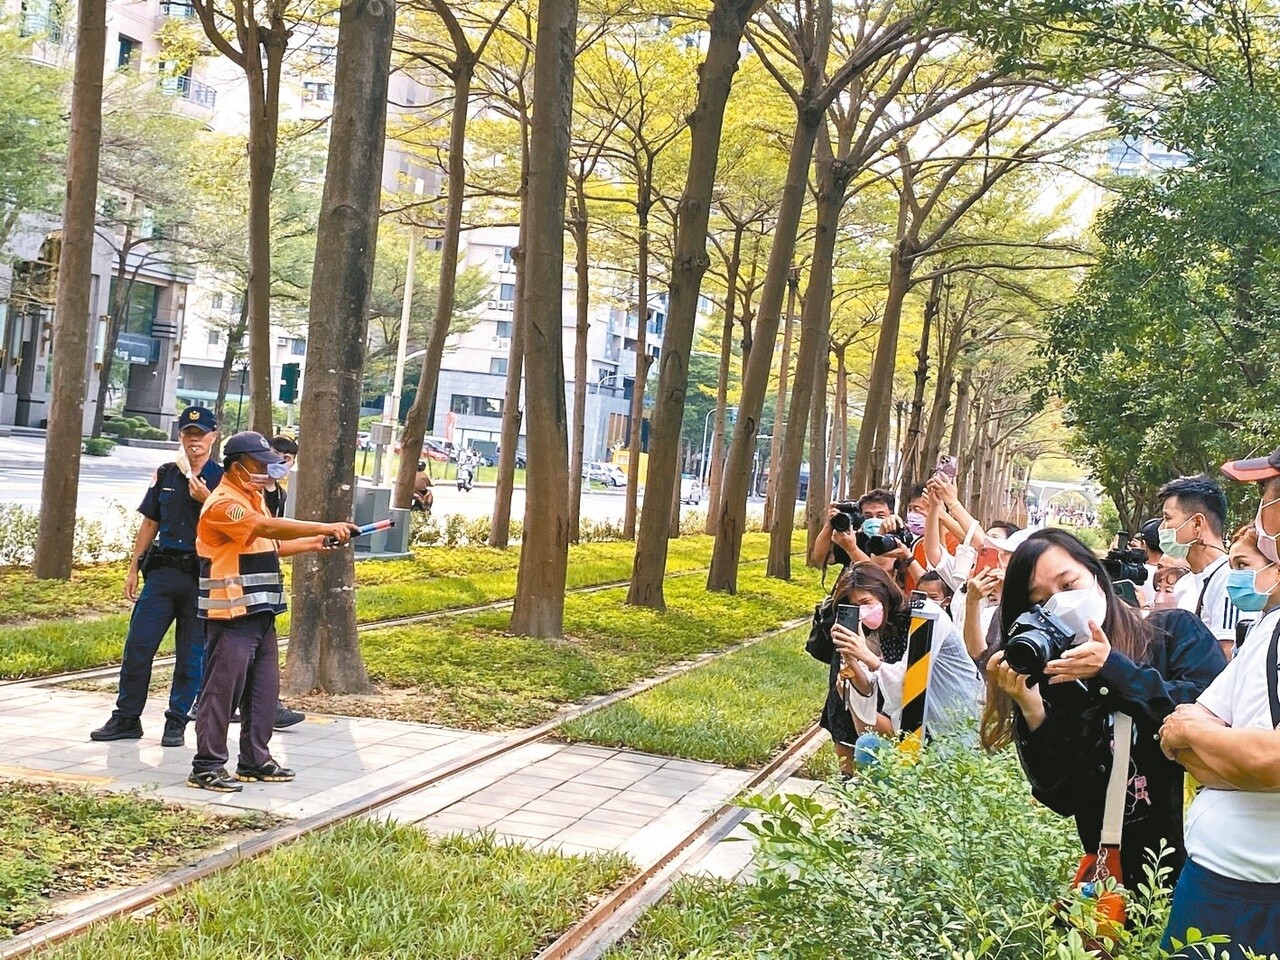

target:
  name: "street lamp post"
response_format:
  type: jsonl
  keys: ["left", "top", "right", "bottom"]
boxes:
{"left": 233, "top": 363, "right": 248, "bottom": 433}
{"left": 588, "top": 371, "right": 620, "bottom": 463}
{"left": 699, "top": 409, "right": 714, "bottom": 485}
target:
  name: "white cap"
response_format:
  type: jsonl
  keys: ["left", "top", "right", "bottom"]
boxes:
{"left": 988, "top": 528, "right": 1035, "bottom": 553}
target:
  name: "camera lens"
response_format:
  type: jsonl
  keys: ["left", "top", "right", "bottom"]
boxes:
{"left": 1003, "top": 631, "right": 1053, "bottom": 676}
{"left": 830, "top": 511, "right": 852, "bottom": 533}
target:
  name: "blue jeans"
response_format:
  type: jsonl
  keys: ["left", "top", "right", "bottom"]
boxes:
{"left": 1163, "top": 858, "right": 1280, "bottom": 958}
{"left": 112, "top": 566, "right": 205, "bottom": 725}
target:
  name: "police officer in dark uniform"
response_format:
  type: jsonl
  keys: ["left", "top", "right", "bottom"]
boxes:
{"left": 90, "top": 406, "right": 222, "bottom": 748}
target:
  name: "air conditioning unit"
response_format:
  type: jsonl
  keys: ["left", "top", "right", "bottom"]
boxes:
{"left": 497, "top": 337, "right": 511, "bottom": 350}
{"left": 486, "top": 299, "right": 498, "bottom": 309}
{"left": 277, "top": 336, "right": 289, "bottom": 346}
{"left": 498, "top": 301, "right": 514, "bottom": 311}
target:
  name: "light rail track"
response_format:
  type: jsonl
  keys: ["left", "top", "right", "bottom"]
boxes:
{"left": 0, "top": 607, "right": 816, "bottom": 958}
{"left": 2, "top": 554, "right": 790, "bottom": 689}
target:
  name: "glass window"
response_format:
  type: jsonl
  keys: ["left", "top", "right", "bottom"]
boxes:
{"left": 495, "top": 320, "right": 512, "bottom": 338}
{"left": 208, "top": 329, "right": 220, "bottom": 346}
{"left": 502, "top": 246, "right": 514, "bottom": 263}
{"left": 499, "top": 283, "right": 516, "bottom": 301}
{"left": 211, "top": 293, "right": 223, "bottom": 310}
{"left": 117, "top": 36, "right": 139, "bottom": 70}
{"left": 108, "top": 278, "right": 159, "bottom": 335}
{"left": 291, "top": 338, "right": 306, "bottom": 356}
{"left": 490, "top": 358, "right": 507, "bottom": 375}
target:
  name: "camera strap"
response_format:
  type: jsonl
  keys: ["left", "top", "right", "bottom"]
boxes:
{"left": 1100, "top": 712, "right": 1133, "bottom": 850}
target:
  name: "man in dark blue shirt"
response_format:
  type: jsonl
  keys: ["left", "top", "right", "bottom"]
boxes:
{"left": 91, "top": 406, "right": 223, "bottom": 747}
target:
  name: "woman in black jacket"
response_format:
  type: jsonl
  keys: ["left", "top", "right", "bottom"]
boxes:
{"left": 807, "top": 563, "right": 912, "bottom": 776}
{"left": 982, "top": 528, "right": 1226, "bottom": 891}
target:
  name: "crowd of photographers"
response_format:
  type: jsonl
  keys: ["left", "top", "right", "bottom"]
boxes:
{"left": 807, "top": 448, "right": 1280, "bottom": 958}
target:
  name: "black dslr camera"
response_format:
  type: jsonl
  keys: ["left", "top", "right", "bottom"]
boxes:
{"left": 828, "top": 501, "right": 862, "bottom": 533}
{"left": 1003, "top": 604, "right": 1076, "bottom": 681}
{"left": 1102, "top": 532, "right": 1148, "bottom": 585}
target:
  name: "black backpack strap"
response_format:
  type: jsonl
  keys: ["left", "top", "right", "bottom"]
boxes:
{"left": 1267, "top": 619, "right": 1280, "bottom": 730}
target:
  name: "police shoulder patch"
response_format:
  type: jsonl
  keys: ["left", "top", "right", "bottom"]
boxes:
{"left": 227, "top": 504, "right": 247, "bottom": 521}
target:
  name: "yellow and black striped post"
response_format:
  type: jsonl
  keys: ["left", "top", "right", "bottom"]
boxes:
{"left": 899, "top": 596, "right": 940, "bottom": 751}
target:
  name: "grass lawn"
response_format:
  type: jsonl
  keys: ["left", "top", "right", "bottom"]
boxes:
{"left": 557, "top": 627, "right": 826, "bottom": 768}
{"left": 604, "top": 878, "right": 769, "bottom": 959}
{"left": 41, "top": 822, "right": 630, "bottom": 960}
{"left": 295, "top": 562, "right": 823, "bottom": 729}
{"left": 0, "top": 533, "right": 790, "bottom": 680}
{"left": 0, "top": 782, "right": 269, "bottom": 937}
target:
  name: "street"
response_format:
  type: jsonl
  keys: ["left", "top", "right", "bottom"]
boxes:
{"left": 0, "top": 434, "right": 760, "bottom": 527}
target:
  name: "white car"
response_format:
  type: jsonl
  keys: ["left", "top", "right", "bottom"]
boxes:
{"left": 680, "top": 474, "right": 702, "bottom": 504}
{"left": 584, "top": 462, "right": 626, "bottom": 487}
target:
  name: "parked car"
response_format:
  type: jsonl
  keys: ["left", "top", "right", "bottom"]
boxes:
{"left": 422, "top": 439, "right": 451, "bottom": 462}
{"left": 680, "top": 473, "right": 703, "bottom": 504}
{"left": 583, "top": 461, "right": 625, "bottom": 487}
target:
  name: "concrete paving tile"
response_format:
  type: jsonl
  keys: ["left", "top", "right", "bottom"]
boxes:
{"left": 577, "top": 808, "right": 654, "bottom": 830}
{"left": 492, "top": 821, "right": 564, "bottom": 842}
{"left": 570, "top": 768, "right": 647, "bottom": 789}
{"left": 501, "top": 809, "right": 579, "bottom": 830}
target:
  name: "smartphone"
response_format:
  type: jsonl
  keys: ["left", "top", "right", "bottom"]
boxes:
{"left": 974, "top": 545, "right": 1000, "bottom": 576}
{"left": 835, "top": 604, "right": 860, "bottom": 633}
{"left": 934, "top": 455, "right": 958, "bottom": 480}
{"left": 1113, "top": 579, "right": 1139, "bottom": 608}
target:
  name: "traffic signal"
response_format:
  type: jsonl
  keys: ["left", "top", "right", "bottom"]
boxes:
{"left": 279, "top": 362, "right": 300, "bottom": 403}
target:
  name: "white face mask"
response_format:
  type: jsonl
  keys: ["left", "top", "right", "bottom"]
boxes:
{"left": 1257, "top": 496, "right": 1280, "bottom": 565}
{"left": 1043, "top": 576, "right": 1108, "bottom": 642}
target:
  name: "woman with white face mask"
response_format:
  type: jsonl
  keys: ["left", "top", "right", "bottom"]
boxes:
{"left": 981, "top": 528, "right": 1226, "bottom": 894}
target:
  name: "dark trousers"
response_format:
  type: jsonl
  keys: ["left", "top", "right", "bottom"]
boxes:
{"left": 192, "top": 612, "right": 278, "bottom": 774}
{"left": 1164, "top": 858, "right": 1280, "bottom": 958}
{"left": 113, "top": 565, "right": 205, "bottom": 725}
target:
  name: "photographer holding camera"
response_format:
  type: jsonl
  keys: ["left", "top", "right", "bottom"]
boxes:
{"left": 810, "top": 488, "right": 919, "bottom": 583}
{"left": 981, "top": 528, "right": 1225, "bottom": 893}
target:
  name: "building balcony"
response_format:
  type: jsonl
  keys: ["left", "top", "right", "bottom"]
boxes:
{"left": 19, "top": 12, "right": 64, "bottom": 43}
{"left": 160, "top": 1, "right": 198, "bottom": 17}
{"left": 160, "top": 74, "right": 217, "bottom": 111}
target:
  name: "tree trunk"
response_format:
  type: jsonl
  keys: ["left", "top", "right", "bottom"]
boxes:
{"left": 91, "top": 230, "right": 134, "bottom": 438}
{"left": 567, "top": 182, "right": 590, "bottom": 542}
{"left": 214, "top": 294, "right": 249, "bottom": 434}
{"left": 244, "top": 41, "right": 284, "bottom": 437}
{"left": 805, "top": 346, "right": 829, "bottom": 565}
{"left": 489, "top": 141, "right": 531, "bottom": 548}
{"left": 762, "top": 266, "right": 798, "bottom": 532}
{"left": 708, "top": 110, "right": 822, "bottom": 594}
{"left": 394, "top": 60, "right": 473, "bottom": 509}
{"left": 33, "top": 0, "right": 106, "bottom": 580}
{"left": 850, "top": 238, "right": 912, "bottom": 495}
{"left": 921, "top": 312, "right": 965, "bottom": 472}
{"left": 837, "top": 347, "right": 849, "bottom": 499}
{"left": 509, "top": 0, "right": 577, "bottom": 638}
{"left": 626, "top": 0, "right": 759, "bottom": 610}
{"left": 623, "top": 189, "right": 652, "bottom": 541}
{"left": 767, "top": 128, "right": 847, "bottom": 579}
{"left": 285, "top": 0, "right": 395, "bottom": 694}
{"left": 949, "top": 367, "right": 971, "bottom": 461}
{"left": 704, "top": 222, "right": 743, "bottom": 535}
{"left": 900, "top": 272, "right": 941, "bottom": 485}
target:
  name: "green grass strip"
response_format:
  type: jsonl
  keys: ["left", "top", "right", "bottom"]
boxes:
{"left": 558, "top": 627, "right": 826, "bottom": 768}
{"left": 341, "top": 563, "right": 823, "bottom": 730}
{"left": 603, "top": 878, "right": 769, "bottom": 959}
{"left": 0, "top": 782, "right": 268, "bottom": 937}
{"left": 0, "top": 533, "right": 793, "bottom": 680}
{"left": 41, "top": 822, "right": 630, "bottom": 960}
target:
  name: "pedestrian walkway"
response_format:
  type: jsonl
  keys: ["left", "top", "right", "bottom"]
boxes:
{"left": 0, "top": 680, "right": 824, "bottom": 875}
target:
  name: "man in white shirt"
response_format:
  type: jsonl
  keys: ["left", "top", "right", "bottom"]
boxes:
{"left": 1158, "top": 451, "right": 1280, "bottom": 959}
{"left": 1158, "top": 474, "right": 1243, "bottom": 658}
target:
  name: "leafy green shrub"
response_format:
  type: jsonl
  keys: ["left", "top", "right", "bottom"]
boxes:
{"left": 579, "top": 517, "right": 625, "bottom": 542}
{"left": 464, "top": 515, "right": 491, "bottom": 545}
{"left": 443, "top": 513, "right": 467, "bottom": 547}
{"left": 409, "top": 512, "right": 442, "bottom": 546}
{"left": 83, "top": 437, "right": 115, "bottom": 456}
{"left": 731, "top": 736, "right": 1238, "bottom": 960}
{"left": 100, "top": 420, "right": 133, "bottom": 439}
{"left": 135, "top": 426, "right": 169, "bottom": 441}
{"left": 0, "top": 504, "right": 40, "bottom": 567}
{"left": 679, "top": 510, "right": 707, "bottom": 535}
{"left": 126, "top": 416, "right": 149, "bottom": 430}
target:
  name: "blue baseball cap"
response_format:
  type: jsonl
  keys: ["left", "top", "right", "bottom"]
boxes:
{"left": 222, "top": 430, "right": 285, "bottom": 464}
{"left": 178, "top": 405, "right": 217, "bottom": 433}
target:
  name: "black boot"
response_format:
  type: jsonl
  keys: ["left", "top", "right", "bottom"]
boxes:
{"left": 90, "top": 716, "right": 143, "bottom": 742}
